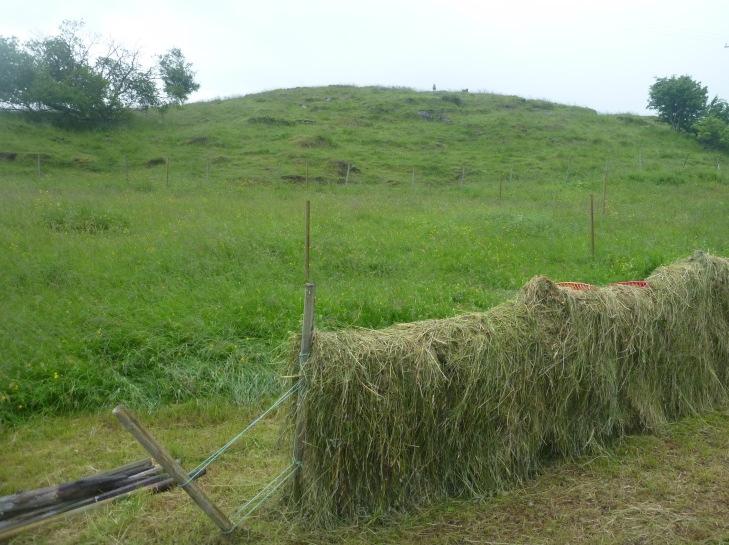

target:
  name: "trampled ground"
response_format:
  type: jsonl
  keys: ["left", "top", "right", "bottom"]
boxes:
{"left": 3, "top": 404, "right": 729, "bottom": 544}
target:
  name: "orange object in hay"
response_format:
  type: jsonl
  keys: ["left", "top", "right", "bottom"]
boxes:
{"left": 557, "top": 282, "right": 594, "bottom": 291}
{"left": 612, "top": 280, "right": 650, "bottom": 288}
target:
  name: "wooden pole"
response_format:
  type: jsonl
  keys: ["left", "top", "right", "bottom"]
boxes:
{"left": 0, "top": 472, "right": 176, "bottom": 541}
{"left": 344, "top": 163, "right": 351, "bottom": 185}
{"left": 590, "top": 194, "right": 595, "bottom": 259}
{"left": 112, "top": 406, "right": 233, "bottom": 533}
{"left": 0, "top": 459, "right": 153, "bottom": 519}
{"left": 304, "top": 200, "right": 311, "bottom": 283}
{"left": 293, "top": 199, "right": 315, "bottom": 502}
{"left": 602, "top": 162, "right": 608, "bottom": 215}
{"left": 293, "top": 282, "right": 315, "bottom": 502}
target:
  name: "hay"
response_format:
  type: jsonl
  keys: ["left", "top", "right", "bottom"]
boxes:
{"left": 289, "top": 252, "right": 729, "bottom": 523}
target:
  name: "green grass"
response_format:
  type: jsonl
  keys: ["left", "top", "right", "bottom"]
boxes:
{"left": 0, "top": 85, "right": 728, "bottom": 425}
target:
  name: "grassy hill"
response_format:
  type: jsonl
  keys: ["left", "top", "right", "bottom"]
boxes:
{"left": 1, "top": 85, "right": 728, "bottom": 425}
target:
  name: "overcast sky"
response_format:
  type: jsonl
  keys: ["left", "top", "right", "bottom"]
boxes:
{"left": 2, "top": 0, "right": 728, "bottom": 114}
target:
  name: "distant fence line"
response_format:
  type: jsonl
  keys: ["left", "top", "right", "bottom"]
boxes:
{"left": 0, "top": 147, "right": 725, "bottom": 187}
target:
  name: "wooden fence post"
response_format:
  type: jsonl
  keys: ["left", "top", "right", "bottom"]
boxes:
{"left": 590, "top": 194, "right": 595, "bottom": 259}
{"left": 112, "top": 406, "right": 233, "bottom": 533}
{"left": 293, "top": 283, "right": 315, "bottom": 502}
{"left": 293, "top": 199, "right": 315, "bottom": 502}
{"left": 602, "top": 162, "right": 608, "bottom": 215}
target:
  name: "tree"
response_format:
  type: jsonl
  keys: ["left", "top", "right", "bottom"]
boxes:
{"left": 158, "top": 48, "right": 200, "bottom": 105}
{"left": 0, "top": 21, "right": 199, "bottom": 127}
{"left": 705, "top": 96, "right": 729, "bottom": 124}
{"left": 647, "top": 75, "right": 707, "bottom": 133}
{"left": 695, "top": 115, "right": 728, "bottom": 149}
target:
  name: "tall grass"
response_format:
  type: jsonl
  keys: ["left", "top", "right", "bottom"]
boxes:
{"left": 0, "top": 86, "right": 728, "bottom": 425}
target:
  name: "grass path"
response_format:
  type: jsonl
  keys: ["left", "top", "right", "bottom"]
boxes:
{"left": 4, "top": 403, "right": 729, "bottom": 544}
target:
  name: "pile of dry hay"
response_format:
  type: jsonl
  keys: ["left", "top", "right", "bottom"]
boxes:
{"left": 290, "top": 251, "right": 729, "bottom": 523}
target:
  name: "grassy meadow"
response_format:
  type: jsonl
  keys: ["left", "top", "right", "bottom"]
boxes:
{"left": 1, "top": 85, "right": 729, "bottom": 543}
{"left": 1, "top": 85, "right": 728, "bottom": 424}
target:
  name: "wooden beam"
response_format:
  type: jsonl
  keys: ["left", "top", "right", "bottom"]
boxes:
{"left": 112, "top": 406, "right": 233, "bottom": 533}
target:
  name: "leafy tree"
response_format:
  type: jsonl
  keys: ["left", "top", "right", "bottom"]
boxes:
{"left": 705, "top": 96, "right": 729, "bottom": 124}
{"left": 647, "top": 75, "right": 707, "bottom": 132}
{"left": 695, "top": 116, "right": 728, "bottom": 149}
{"left": 158, "top": 48, "right": 200, "bottom": 105}
{"left": 0, "top": 21, "right": 199, "bottom": 126}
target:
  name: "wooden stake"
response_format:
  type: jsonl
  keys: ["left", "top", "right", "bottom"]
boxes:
{"left": 304, "top": 200, "right": 311, "bottom": 283}
{"left": 590, "top": 194, "right": 595, "bottom": 259}
{"left": 293, "top": 282, "right": 315, "bottom": 502}
{"left": 602, "top": 162, "right": 608, "bottom": 215}
{"left": 344, "top": 163, "right": 351, "bottom": 185}
{"left": 112, "top": 406, "right": 233, "bottom": 533}
{"left": 298, "top": 284, "right": 315, "bottom": 367}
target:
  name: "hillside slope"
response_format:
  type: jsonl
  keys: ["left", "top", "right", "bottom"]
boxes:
{"left": 0, "top": 86, "right": 728, "bottom": 424}
{"left": 0, "top": 85, "right": 723, "bottom": 186}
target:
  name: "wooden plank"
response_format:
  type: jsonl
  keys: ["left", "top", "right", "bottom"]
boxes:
{"left": 112, "top": 406, "right": 233, "bottom": 533}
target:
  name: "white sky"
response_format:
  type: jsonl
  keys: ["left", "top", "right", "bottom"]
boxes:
{"left": 2, "top": 0, "right": 728, "bottom": 114}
